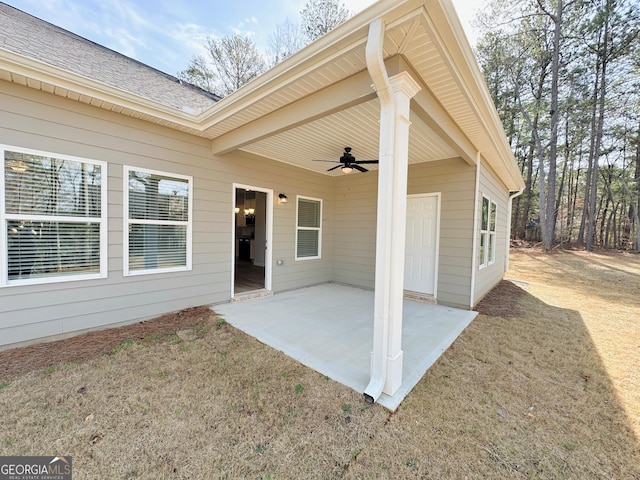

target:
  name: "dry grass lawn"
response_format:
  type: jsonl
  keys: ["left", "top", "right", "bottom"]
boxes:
{"left": 1, "top": 249, "right": 639, "bottom": 479}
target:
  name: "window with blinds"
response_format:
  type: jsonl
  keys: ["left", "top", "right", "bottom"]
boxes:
{"left": 1, "top": 146, "right": 107, "bottom": 286}
{"left": 124, "top": 167, "right": 192, "bottom": 275}
{"left": 296, "top": 196, "right": 322, "bottom": 260}
{"left": 479, "top": 195, "right": 497, "bottom": 269}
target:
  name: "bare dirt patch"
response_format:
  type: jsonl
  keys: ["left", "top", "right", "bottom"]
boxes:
{"left": 1, "top": 250, "right": 639, "bottom": 479}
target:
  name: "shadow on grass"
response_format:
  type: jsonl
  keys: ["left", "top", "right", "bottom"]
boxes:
{"left": 512, "top": 249, "right": 640, "bottom": 308}
{"left": 347, "top": 280, "right": 640, "bottom": 479}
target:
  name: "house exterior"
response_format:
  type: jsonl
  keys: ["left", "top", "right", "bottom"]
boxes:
{"left": 0, "top": 0, "right": 524, "bottom": 401}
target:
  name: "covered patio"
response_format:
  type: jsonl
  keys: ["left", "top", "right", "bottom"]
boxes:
{"left": 214, "top": 283, "right": 477, "bottom": 410}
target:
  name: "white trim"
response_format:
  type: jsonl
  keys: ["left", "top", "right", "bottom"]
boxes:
{"left": 295, "top": 195, "right": 323, "bottom": 261}
{"left": 479, "top": 194, "right": 490, "bottom": 270}
{"left": 489, "top": 200, "right": 497, "bottom": 266}
{"left": 0, "top": 153, "right": 5, "bottom": 287}
{"left": 478, "top": 194, "right": 498, "bottom": 270}
{"left": 231, "top": 183, "right": 273, "bottom": 298}
{"left": 1, "top": 144, "right": 107, "bottom": 287}
{"left": 406, "top": 192, "right": 441, "bottom": 299}
{"left": 123, "top": 165, "right": 193, "bottom": 277}
{"left": 469, "top": 157, "right": 481, "bottom": 308}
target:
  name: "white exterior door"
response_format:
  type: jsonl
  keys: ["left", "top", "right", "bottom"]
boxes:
{"left": 404, "top": 194, "right": 439, "bottom": 295}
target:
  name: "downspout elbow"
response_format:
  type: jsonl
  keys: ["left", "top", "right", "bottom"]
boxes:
{"left": 366, "top": 19, "right": 393, "bottom": 112}
{"left": 509, "top": 188, "right": 524, "bottom": 201}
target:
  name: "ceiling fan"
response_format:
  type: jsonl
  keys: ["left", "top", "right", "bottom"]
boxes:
{"left": 313, "top": 147, "right": 379, "bottom": 173}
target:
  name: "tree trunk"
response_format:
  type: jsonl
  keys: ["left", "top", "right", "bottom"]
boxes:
{"left": 555, "top": 116, "right": 570, "bottom": 243}
{"left": 578, "top": 64, "right": 601, "bottom": 245}
{"left": 586, "top": 0, "right": 612, "bottom": 251}
{"left": 540, "top": 0, "right": 563, "bottom": 252}
{"left": 635, "top": 121, "right": 640, "bottom": 251}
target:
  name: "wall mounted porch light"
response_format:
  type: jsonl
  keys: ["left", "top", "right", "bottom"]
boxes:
{"left": 278, "top": 193, "right": 288, "bottom": 204}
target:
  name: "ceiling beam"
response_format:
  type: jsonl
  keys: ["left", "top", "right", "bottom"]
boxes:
{"left": 411, "top": 88, "right": 477, "bottom": 166}
{"left": 211, "top": 69, "right": 377, "bottom": 155}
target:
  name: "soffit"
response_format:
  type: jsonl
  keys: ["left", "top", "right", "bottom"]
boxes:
{"left": 217, "top": 5, "right": 466, "bottom": 177}
{"left": 219, "top": 1, "right": 523, "bottom": 189}
{"left": 0, "top": 61, "right": 213, "bottom": 139}
{"left": 241, "top": 99, "right": 457, "bottom": 175}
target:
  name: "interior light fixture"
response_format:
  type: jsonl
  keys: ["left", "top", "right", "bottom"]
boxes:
{"left": 341, "top": 166, "right": 354, "bottom": 174}
{"left": 234, "top": 207, "right": 240, "bottom": 213}
{"left": 278, "top": 193, "right": 288, "bottom": 204}
{"left": 7, "top": 159, "right": 28, "bottom": 173}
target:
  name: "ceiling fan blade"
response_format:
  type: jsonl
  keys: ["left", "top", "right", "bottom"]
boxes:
{"left": 327, "top": 164, "right": 342, "bottom": 171}
{"left": 353, "top": 164, "right": 368, "bottom": 173}
{"left": 355, "top": 160, "right": 379, "bottom": 164}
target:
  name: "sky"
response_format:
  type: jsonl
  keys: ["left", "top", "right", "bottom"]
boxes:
{"left": 4, "top": 0, "right": 485, "bottom": 77}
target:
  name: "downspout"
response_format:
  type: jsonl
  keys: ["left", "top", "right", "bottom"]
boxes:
{"left": 469, "top": 155, "right": 481, "bottom": 309}
{"left": 363, "top": 18, "right": 394, "bottom": 404}
{"left": 505, "top": 189, "right": 524, "bottom": 272}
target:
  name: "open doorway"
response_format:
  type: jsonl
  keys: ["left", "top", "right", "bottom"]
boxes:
{"left": 233, "top": 185, "right": 272, "bottom": 296}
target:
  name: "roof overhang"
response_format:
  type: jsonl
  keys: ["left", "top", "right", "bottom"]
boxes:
{"left": 0, "top": 0, "right": 525, "bottom": 191}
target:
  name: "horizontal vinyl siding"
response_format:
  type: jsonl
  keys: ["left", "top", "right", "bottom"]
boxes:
{"left": 408, "top": 159, "right": 475, "bottom": 309}
{"left": 331, "top": 158, "right": 476, "bottom": 309}
{"left": 0, "top": 82, "right": 332, "bottom": 347}
{"left": 227, "top": 155, "right": 334, "bottom": 292}
{"left": 0, "top": 83, "right": 225, "bottom": 346}
{"left": 331, "top": 173, "right": 378, "bottom": 289}
{"left": 473, "top": 158, "right": 510, "bottom": 306}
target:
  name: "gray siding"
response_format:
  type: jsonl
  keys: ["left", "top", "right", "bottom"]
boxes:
{"left": 331, "top": 158, "right": 476, "bottom": 309}
{"left": 331, "top": 173, "right": 378, "bottom": 289}
{"left": 408, "top": 160, "right": 476, "bottom": 309}
{"left": 473, "top": 157, "right": 510, "bottom": 306}
{"left": 0, "top": 82, "right": 332, "bottom": 347}
{"left": 0, "top": 81, "right": 507, "bottom": 348}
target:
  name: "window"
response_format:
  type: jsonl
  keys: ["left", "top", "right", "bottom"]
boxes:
{"left": 296, "top": 196, "right": 322, "bottom": 260}
{"left": 479, "top": 195, "right": 497, "bottom": 269}
{"left": 1, "top": 146, "right": 107, "bottom": 286}
{"left": 124, "top": 167, "right": 192, "bottom": 275}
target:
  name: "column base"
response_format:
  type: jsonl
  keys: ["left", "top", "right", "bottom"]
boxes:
{"left": 383, "top": 350, "right": 403, "bottom": 396}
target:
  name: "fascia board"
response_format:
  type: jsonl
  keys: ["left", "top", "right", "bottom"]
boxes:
{"left": 424, "top": 0, "right": 525, "bottom": 191}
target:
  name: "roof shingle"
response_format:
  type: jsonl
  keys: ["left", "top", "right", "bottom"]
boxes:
{"left": 0, "top": 2, "right": 220, "bottom": 113}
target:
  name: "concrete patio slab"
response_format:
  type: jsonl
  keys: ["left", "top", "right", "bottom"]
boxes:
{"left": 214, "top": 283, "right": 477, "bottom": 410}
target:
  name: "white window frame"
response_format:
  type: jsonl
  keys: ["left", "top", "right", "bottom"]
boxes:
{"left": 1, "top": 145, "right": 108, "bottom": 287}
{"left": 479, "top": 195, "right": 497, "bottom": 269}
{"left": 295, "top": 195, "right": 322, "bottom": 261}
{"left": 123, "top": 166, "right": 193, "bottom": 276}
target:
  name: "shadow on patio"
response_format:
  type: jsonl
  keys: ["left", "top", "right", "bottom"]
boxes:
{"left": 214, "top": 283, "right": 476, "bottom": 410}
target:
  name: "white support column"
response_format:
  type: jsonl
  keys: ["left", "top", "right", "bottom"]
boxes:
{"left": 364, "top": 19, "right": 394, "bottom": 403}
{"left": 363, "top": 19, "right": 420, "bottom": 403}
{"left": 384, "top": 72, "right": 421, "bottom": 396}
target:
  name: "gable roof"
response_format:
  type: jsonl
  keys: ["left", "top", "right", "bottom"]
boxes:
{"left": 0, "top": 2, "right": 219, "bottom": 112}
{"left": 0, "top": 0, "right": 525, "bottom": 191}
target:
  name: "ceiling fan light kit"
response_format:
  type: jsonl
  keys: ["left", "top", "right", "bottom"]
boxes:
{"left": 313, "top": 147, "right": 379, "bottom": 174}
